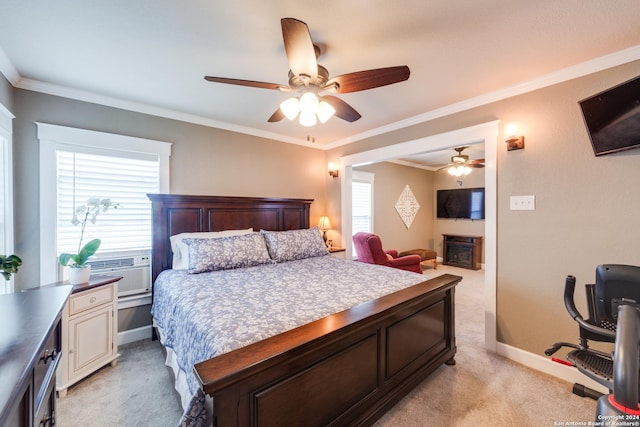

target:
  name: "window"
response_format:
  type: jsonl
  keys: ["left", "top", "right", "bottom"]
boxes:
{"left": 56, "top": 150, "right": 159, "bottom": 255}
{"left": 0, "top": 103, "right": 14, "bottom": 294}
{"left": 38, "top": 123, "right": 171, "bottom": 284}
{"left": 351, "top": 170, "right": 374, "bottom": 256}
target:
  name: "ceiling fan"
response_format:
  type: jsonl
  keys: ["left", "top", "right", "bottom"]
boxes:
{"left": 441, "top": 147, "right": 485, "bottom": 176}
{"left": 204, "top": 18, "right": 410, "bottom": 126}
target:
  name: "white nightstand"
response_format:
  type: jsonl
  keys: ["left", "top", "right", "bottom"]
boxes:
{"left": 54, "top": 275, "right": 122, "bottom": 397}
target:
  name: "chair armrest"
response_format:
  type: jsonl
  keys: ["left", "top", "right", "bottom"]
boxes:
{"left": 385, "top": 250, "right": 398, "bottom": 259}
{"left": 565, "top": 275, "right": 616, "bottom": 340}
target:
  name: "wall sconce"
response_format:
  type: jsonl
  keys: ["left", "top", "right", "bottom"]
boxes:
{"left": 317, "top": 216, "right": 332, "bottom": 245}
{"left": 328, "top": 163, "right": 339, "bottom": 178}
{"left": 505, "top": 123, "right": 525, "bottom": 151}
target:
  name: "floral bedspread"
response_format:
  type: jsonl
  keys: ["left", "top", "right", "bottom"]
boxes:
{"left": 151, "top": 255, "right": 428, "bottom": 426}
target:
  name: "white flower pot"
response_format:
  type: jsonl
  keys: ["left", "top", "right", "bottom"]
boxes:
{"left": 68, "top": 265, "right": 91, "bottom": 285}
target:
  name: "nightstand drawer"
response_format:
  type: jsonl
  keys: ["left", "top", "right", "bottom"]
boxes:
{"left": 68, "top": 285, "right": 114, "bottom": 315}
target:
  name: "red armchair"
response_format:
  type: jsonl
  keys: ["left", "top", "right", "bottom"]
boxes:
{"left": 352, "top": 232, "right": 423, "bottom": 274}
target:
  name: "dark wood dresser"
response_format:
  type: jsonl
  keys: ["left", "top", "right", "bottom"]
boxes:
{"left": 0, "top": 285, "right": 72, "bottom": 426}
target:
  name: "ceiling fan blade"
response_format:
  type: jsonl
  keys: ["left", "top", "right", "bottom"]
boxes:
{"left": 204, "top": 76, "right": 283, "bottom": 90}
{"left": 267, "top": 108, "right": 285, "bottom": 123}
{"left": 468, "top": 159, "right": 485, "bottom": 168}
{"left": 325, "top": 65, "right": 410, "bottom": 93}
{"left": 281, "top": 18, "right": 318, "bottom": 82}
{"left": 322, "top": 95, "right": 362, "bottom": 122}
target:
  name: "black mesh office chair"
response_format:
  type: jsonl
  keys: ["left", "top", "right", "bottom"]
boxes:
{"left": 546, "top": 264, "right": 640, "bottom": 399}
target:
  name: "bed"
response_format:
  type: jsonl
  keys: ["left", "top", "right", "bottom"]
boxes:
{"left": 148, "top": 194, "right": 461, "bottom": 427}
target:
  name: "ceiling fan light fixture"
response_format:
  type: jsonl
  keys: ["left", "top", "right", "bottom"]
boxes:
{"left": 448, "top": 165, "right": 472, "bottom": 177}
{"left": 299, "top": 109, "right": 317, "bottom": 127}
{"left": 280, "top": 97, "right": 300, "bottom": 120}
{"left": 298, "top": 92, "right": 325, "bottom": 126}
{"left": 299, "top": 92, "right": 319, "bottom": 112}
{"left": 317, "top": 100, "right": 336, "bottom": 123}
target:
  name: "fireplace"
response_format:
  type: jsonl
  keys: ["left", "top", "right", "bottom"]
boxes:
{"left": 443, "top": 234, "right": 483, "bottom": 270}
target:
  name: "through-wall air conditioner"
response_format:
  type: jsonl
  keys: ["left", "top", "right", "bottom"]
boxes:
{"left": 87, "top": 255, "right": 151, "bottom": 297}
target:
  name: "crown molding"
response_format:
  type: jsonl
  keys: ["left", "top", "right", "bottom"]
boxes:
{"left": 13, "top": 78, "right": 321, "bottom": 150}
{"left": 324, "top": 45, "right": 640, "bottom": 150}
{"left": 0, "top": 46, "right": 19, "bottom": 85}
{"left": 388, "top": 158, "right": 438, "bottom": 171}
{"left": 4, "top": 45, "right": 640, "bottom": 151}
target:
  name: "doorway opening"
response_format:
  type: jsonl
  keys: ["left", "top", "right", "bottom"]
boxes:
{"left": 340, "top": 120, "right": 499, "bottom": 350}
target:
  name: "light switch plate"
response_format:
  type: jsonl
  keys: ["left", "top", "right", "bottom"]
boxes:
{"left": 510, "top": 195, "right": 535, "bottom": 210}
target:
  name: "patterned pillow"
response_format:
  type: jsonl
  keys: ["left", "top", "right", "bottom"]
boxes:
{"left": 170, "top": 228, "right": 253, "bottom": 270}
{"left": 261, "top": 227, "right": 329, "bottom": 262}
{"left": 183, "top": 233, "right": 272, "bottom": 274}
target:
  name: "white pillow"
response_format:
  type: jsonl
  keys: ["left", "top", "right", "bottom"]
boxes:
{"left": 170, "top": 228, "right": 253, "bottom": 269}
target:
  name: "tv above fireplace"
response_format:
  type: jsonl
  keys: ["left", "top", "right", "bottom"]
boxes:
{"left": 579, "top": 75, "right": 640, "bottom": 156}
{"left": 437, "top": 188, "right": 485, "bottom": 220}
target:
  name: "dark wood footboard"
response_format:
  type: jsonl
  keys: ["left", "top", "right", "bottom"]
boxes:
{"left": 194, "top": 273, "right": 460, "bottom": 427}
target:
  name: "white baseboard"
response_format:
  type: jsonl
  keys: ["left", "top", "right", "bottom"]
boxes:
{"left": 496, "top": 342, "right": 608, "bottom": 394}
{"left": 118, "top": 325, "right": 152, "bottom": 346}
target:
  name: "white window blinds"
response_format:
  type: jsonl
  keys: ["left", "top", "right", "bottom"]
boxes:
{"left": 352, "top": 171, "right": 375, "bottom": 256}
{"left": 352, "top": 181, "right": 372, "bottom": 235}
{"left": 56, "top": 150, "right": 159, "bottom": 255}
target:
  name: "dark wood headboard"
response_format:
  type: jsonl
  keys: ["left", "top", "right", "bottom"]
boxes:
{"left": 147, "top": 194, "right": 313, "bottom": 283}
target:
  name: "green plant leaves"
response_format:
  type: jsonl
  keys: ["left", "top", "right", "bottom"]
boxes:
{"left": 58, "top": 238, "right": 101, "bottom": 267}
{"left": 0, "top": 254, "right": 22, "bottom": 280}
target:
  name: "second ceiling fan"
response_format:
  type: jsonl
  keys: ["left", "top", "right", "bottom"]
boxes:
{"left": 204, "top": 18, "right": 410, "bottom": 126}
{"left": 442, "top": 147, "right": 485, "bottom": 176}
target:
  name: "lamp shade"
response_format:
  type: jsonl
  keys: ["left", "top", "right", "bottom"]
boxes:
{"left": 447, "top": 165, "right": 472, "bottom": 176}
{"left": 299, "top": 109, "right": 317, "bottom": 127}
{"left": 318, "top": 216, "right": 332, "bottom": 230}
{"left": 280, "top": 97, "right": 300, "bottom": 120}
{"left": 317, "top": 100, "right": 336, "bottom": 123}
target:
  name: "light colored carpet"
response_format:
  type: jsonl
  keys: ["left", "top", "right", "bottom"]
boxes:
{"left": 56, "top": 339, "right": 183, "bottom": 426}
{"left": 57, "top": 265, "right": 597, "bottom": 426}
{"left": 375, "top": 265, "right": 595, "bottom": 426}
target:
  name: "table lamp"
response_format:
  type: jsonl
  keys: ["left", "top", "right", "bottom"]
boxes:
{"left": 318, "top": 216, "right": 332, "bottom": 246}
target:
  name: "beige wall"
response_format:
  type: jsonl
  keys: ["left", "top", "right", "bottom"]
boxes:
{"left": 0, "top": 74, "right": 12, "bottom": 110}
{"left": 328, "top": 60, "right": 640, "bottom": 355}
{"left": 433, "top": 165, "right": 485, "bottom": 262}
{"left": 353, "top": 162, "right": 435, "bottom": 252}
{"left": 5, "top": 60, "right": 640, "bottom": 356}
{"left": 11, "top": 89, "right": 327, "bottom": 290}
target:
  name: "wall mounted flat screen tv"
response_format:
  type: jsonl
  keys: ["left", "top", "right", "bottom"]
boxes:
{"left": 579, "top": 75, "right": 640, "bottom": 156}
{"left": 437, "top": 188, "right": 485, "bottom": 220}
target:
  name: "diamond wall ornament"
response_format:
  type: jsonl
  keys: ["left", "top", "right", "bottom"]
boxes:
{"left": 395, "top": 185, "right": 420, "bottom": 229}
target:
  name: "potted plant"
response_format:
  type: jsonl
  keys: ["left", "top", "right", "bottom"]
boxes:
{"left": 0, "top": 254, "right": 22, "bottom": 280}
{"left": 58, "top": 198, "right": 119, "bottom": 285}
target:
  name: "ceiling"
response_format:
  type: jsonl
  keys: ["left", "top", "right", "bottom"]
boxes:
{"left": 0, "top": 1, "right": 639, "bottom": 157}
{"left": 395, "top": 144, "right": 485, "bottom": 171}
